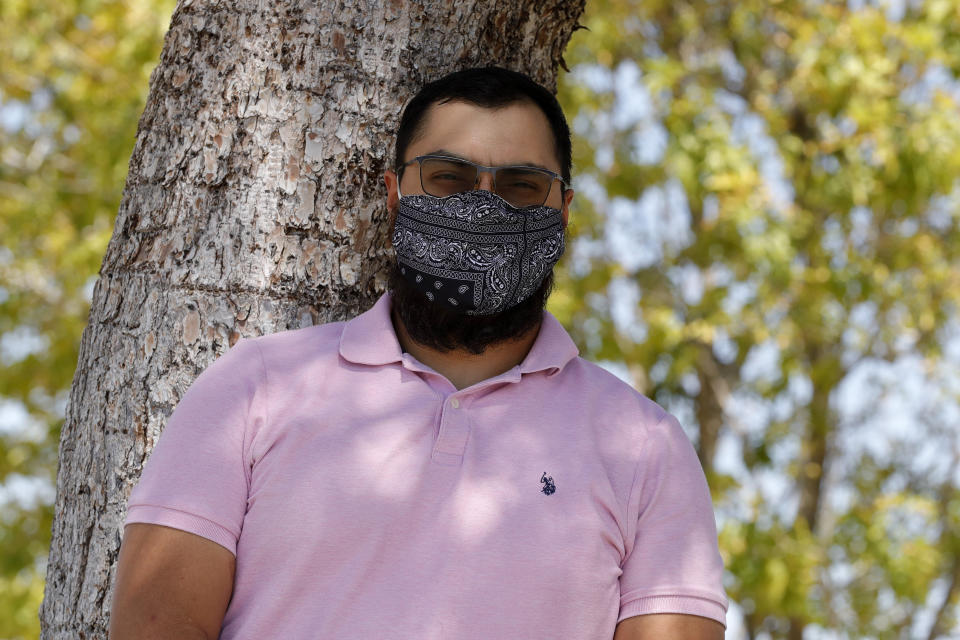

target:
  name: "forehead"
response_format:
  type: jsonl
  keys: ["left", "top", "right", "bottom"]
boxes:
{"left": 405, "top": 100, "right": 560, "bottom": 171}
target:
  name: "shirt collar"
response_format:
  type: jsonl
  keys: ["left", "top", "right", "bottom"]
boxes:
{"left": 338, "top": 293, "right": 405, "bottom": 366}
{"left": 338, "top": 292, "right": 580, "bottom": 375}
{"left": 517, "top": 308, "right": 579, "bottom": 375}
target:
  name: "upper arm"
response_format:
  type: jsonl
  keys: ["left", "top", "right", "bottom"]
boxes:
{"left": 109, "top": 523, "right": 236, "bottom": 640}
{"left": 613, "top": 613, "right": 725, "bottom": 640}
{"left": 618, "top": 414, "right": 728, "bottom": 625}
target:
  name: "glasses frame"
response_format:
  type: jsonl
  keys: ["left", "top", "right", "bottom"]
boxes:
{"left": 398, "top": 154, "right": 569, "bottom": 208}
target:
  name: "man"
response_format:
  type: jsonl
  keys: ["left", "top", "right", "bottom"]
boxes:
{"left": 110, "top": 67, "right": 727, "bottom": 639}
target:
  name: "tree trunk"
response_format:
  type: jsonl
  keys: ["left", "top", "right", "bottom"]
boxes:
{"left": 695, "top": 344, "right": 729, "bottom": 477}
{"left": 927, "top": 553, "right": 960, "bottom": 640}
{"left": 39, "top": 0, "right": 585, "bottom": 636}
{"left": 927, "top": 476, "right": 960, "bottom": 640}
{"left": 790, "top": 359, "right": 837, "bottom": 640}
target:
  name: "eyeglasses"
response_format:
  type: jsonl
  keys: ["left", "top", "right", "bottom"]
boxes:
{"left": 398, "top": 154, "right": 568, "bottom": 208}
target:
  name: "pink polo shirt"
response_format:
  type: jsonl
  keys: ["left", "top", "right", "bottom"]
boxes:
{"left": 124, "top": 293, "right": 727, "bottom": 638}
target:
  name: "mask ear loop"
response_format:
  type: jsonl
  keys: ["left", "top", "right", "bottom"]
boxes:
{"left": 395, "top": 164, "right": 408, "bottom": 199}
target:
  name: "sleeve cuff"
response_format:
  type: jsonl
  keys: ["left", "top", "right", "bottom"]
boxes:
{"left": 619, "top": 594, "right": 727, "bottom": 628}
{"left": 124, "top": 504, "right": 238, "bottom": 556}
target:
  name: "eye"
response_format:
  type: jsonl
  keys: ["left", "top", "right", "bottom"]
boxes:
{"left": 499, "top": 169, "right": 550, "bottom": 192}
{"left": 503, "top": 179, "right": 540, "bottom": 191}
{"left": 422, "top": 158, "right": 475, "bottom": 185}
{"left": 431, "top": 171, "right": 469, "bottom": 182}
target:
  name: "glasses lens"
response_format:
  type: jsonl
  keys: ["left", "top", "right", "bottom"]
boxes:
{"left": 420, "top": 158, "right": 477, "bottom": 197}
{"left": 495, "top": 168, "right": 553, "bottom": 207}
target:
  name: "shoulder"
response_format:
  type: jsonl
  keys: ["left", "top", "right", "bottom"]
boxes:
{"left": 559, "top": 356, "right": 671, "bottom": 435}
{"left": 178, "top": 322, "right": 347, "bottom": 405}
{"left": 240, "top": 320, "right": 347, "bottom": 372}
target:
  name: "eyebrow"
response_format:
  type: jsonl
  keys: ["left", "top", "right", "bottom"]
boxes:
{"left": 423, "top": 149, "right": 557, "bottom": 174}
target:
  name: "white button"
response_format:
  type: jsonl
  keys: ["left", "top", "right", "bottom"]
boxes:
{"left": 450, "top": 398, "right": 460, "bottom": 409}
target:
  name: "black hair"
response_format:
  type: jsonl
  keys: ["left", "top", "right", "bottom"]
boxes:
{"left": 394, "top": 67, "right": 572, "bottom": 184}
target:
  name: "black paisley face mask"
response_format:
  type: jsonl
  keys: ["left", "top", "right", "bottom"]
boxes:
{"left": 391, "top": 190, "right": 566, "bottom": 316}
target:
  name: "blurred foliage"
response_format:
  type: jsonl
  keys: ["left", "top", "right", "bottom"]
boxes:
{"left": 0, "top": 0, "right": 174, "bottom": 637}
{"left": 555, "top": 0, "right": 960, "bottom": 638}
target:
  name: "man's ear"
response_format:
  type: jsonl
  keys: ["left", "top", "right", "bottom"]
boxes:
{"left": 561, "top": 187, "right": 574, "bottom": 228}
{"left": 384, "top": 169, "right": 400, "bottom": 228}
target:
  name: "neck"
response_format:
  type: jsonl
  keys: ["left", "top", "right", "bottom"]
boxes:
{"left": 391, "top": 310, "right": 541, "bottom": 391}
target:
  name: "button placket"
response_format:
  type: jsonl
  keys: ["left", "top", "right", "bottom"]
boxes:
{"left": 432, "top": 396, "right": 470, "bottom": 463}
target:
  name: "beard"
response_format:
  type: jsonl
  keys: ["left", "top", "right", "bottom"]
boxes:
{"left": 388, "top": 263, "right": 555, "bottom": 355}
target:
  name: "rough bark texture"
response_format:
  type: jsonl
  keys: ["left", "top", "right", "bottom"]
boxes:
{"left": 40, "top": 0, "right": 585, "bottom": 635}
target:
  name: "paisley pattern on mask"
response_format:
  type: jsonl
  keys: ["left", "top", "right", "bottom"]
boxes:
{"left": 392, "top": 190, "right": 565, "bottom": 315}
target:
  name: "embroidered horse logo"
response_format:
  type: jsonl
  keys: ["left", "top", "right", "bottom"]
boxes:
{"left": 540, "top": 472, "right": 556, "bottom": 496}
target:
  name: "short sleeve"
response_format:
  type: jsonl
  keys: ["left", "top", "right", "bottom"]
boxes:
{"left": 618, "top": 413, "right": 728, "bottom": 627}
{"left": 123, "top": 338, "right": 265, "bottom": 556}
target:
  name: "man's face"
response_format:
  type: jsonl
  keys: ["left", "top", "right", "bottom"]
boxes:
{"left": 386, "top": 100, "right": 573, "bottom": 223}
{"left": 383, "top": 99, "right": 574, "bottom": 355}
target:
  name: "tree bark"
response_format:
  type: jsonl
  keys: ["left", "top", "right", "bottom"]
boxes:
{"left": 789, "top": 354, "right": 839, "bottom": 640}
{"left": 695, "top": 344, "right": 729, "bottom": 476}
{"left": 927, "top": 553, "right": 960, "bottom": 640}
{"left": 927, "top": 476, "right": 960, "bottom": 640}
{"left": 39, "top": 0, "right": 585, "bottom": 636}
